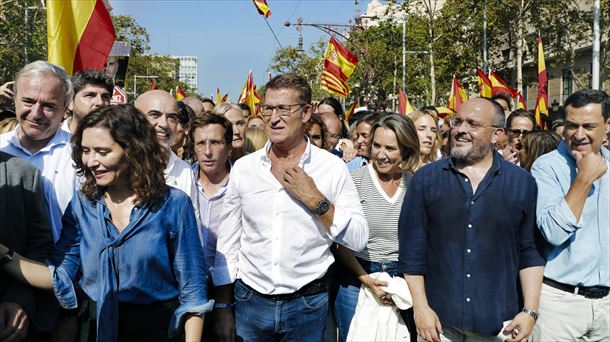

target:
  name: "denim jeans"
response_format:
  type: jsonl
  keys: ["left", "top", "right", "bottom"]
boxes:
{"left": 234, "top": 279, "right": 328, "bottom": 342}
{"left": 331, "top": 258, "right": 415, "bottom": 342}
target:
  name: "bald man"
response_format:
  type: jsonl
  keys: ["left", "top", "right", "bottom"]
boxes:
{"left": 135, "top": 90, "right": 198, "bottom": 206}
{"left": 183, "top": 96, "right": 205, "bottom": 115}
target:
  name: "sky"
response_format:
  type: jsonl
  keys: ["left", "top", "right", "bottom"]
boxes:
{"left": 109, "top": 0, "right": 371, "bottom": 101}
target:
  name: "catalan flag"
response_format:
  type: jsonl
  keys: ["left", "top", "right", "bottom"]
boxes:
{"left": 253, "top": 0, "right": 271, "bottom": 18}
{"left": 320, "top": 37, "right": 359, "bottom": 97}
{"left": 344, "top": 100, "right": 359, "bottom": 125}
{"left": 238, "top": 70, "right": 261, "bottom": 115}
{"left": 516, "top": 92, "right": 527, "bottom": 110}
{"left": 534, "top": 36, "right": 548, "bottom": 128}
{"left": 489, "top": 71, "right": 517, "bottom": 97}
{"left": 448, "top": 76, "right": 468, "bottom": 113}
{"left": 175, "top": 86, "right": 186, "bottom": 101}
{"left": 398, "top": 88, "right": 416, "bottom": 115}
{"left": 477, "top": 68, "right": 493, "bottom": 98}
{"left": 47, "top": 0, "right": 115, "bottom": 75}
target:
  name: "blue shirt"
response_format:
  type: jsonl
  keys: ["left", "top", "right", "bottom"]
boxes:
{"left": 531, "top": 141, "right": 610, "bottom": 287}
{"left": 398, "top": 154, "right": 544, "bottom": 336}
{"left": 50, "top": 188, "right": 213, "bottom": 341}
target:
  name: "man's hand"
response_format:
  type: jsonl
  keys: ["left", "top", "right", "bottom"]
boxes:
{"left": 502, "top": 145, "right": 518, "bottom": 164}
{"left": 279, "top": 166, "right": 323, "bottom": 210}
{"left": 213, "top": 308, "right": 235, "bottom": 342}
{"left": 0, "top": 82, "right": 14, "bottom": 101}
{"left": 0, "top": 302, "right": 29, "bottom": 342}
{"left": 413, "top": 305, "right": 443, "bottom": 342}
{"left": 502, "top": 312, "right": 536, "bottom": 342}
{"left": 573, "top": 150, "right": 608, "bottom": 183}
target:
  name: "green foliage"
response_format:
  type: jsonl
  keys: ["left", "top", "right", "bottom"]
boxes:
{"left": 111, "top": 15, "right": 150, "bottom": 55}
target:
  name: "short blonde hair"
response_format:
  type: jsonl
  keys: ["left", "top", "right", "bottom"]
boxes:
{"left": 368, "top": 113, "right": 420, "bottom": 172}
{"left": 243, "top": 126, "right": 268, "bottom": 155}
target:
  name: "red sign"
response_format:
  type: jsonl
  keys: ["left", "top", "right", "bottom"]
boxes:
{"left": 111, "top": 86, "right": 127, "bottom": 104}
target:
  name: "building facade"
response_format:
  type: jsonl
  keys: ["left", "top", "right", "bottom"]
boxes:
{"left": 174, "top": 55, "right": 198, "bottom": 90}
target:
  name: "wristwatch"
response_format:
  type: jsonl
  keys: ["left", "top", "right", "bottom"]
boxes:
{"left": 0, "top": 249, "right": 14, "bottom": 267}
{"left": 522, "top": 307, "right": 539, "bottom": 320}
{"left": 313, "top": 197, "right": 331, "bottom": 216}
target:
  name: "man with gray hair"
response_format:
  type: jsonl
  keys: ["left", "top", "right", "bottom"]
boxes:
{"left": 0, "top": 61, "right": 76, "bottom": 242}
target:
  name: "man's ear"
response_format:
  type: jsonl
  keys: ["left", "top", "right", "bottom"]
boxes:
{"left": 302, "top": 104, "right": 313, "bottom": 124}
{"left": 491, "top": 127, "right": 504, "bottom": 145}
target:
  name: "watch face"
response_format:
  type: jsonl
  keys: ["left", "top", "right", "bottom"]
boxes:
{"left": 316, "top": 199, "right": 330, "bottom": 215}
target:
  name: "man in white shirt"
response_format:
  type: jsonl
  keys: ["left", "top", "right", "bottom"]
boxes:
{"left": 213, "top": 73, "right": 368, "bottom": 341}
{"left": 134, "top": 90, "right": 197, "bottom": 202}
{"left": 0, "top": 61, "right": 75, "bottom": 242}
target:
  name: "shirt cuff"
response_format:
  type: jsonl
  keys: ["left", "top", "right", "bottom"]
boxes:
{"left": 556, "top": 199, "right": 583, "bottom": 231}
{"left": 48, "top": 263, "right": 78, "bottom": 310}
{"left": 168, "top": 300, "right": 214, "bottom": 337}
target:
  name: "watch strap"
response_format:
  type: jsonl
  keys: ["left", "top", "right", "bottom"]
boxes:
{"left": 522, "top": 307, "right": 539, "bottom": 320}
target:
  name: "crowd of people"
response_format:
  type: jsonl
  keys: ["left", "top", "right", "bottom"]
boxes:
{"left": 0, "top": 60, "right": 609, "bottom": 342}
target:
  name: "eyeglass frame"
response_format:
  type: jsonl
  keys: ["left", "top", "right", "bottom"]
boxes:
{"left": 449, "top": 117, "right": 502, "bottom": 131}
{"left": 259, "top": 103, "right": 309, "bottom": 118}
{"left": 508, "top": 129, "right": 532, "bottom": 137}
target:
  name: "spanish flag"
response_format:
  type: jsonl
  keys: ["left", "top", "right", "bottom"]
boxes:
{"left": 534, "top": 36, "right": 548, "bottom": 128}
{"left": 344, "top": 100, "right": 359, "bottom": 125}
{"left": 516, "top": 92, "right": 527, "bottom": 110}
{"left": 320, "top": 37, "right": 359, "bottom": 97}
{"left": 216, "top": 88, "right": 222, "bottom": 104}
{"left": 175, "top": 86, "right": 186, "bottom": 101}
{"left": 238, "top": 70, "right": 261, "bottom": 115}
{"left": 477, "top": 68, "right": 492, "bottom": 98}
{"left": 47, "top": 0, "right": 115, "bottom": 75}
{"left": 489, "top": 71, "right": 517, "bottom": 97}
{"left": 253, "top": 0, "right": 271, "bottom": 18}
{"left": 398, "top": 87, "right": 416, "bottom": 115}
{"left": 448, "top": 76, "right": 468, "bottom": 113}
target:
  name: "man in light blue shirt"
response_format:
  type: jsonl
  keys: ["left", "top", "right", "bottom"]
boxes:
{"left": 531, "top": 89, "right": 610, "bottom": 341}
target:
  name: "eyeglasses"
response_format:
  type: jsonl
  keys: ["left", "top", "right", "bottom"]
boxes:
{"left": 259, "top": 103, "right": 307, "bottom": 118}
{"left": 449, "top": 117, "right": 500, "bottom": 131}
{"left": 508, "top": 129, "right": 531, "bottom": 137}
{"left": 194, "top": 139, "right": 226, "bottom": 149}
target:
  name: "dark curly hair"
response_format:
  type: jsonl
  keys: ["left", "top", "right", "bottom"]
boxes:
{"left": 71, "top": 104, "right": 168, "bottom": 205}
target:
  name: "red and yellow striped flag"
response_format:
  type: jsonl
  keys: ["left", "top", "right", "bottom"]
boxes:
{"left": 534, "top": 36, "right": 548, "bottom": 128}
{"left": 448, "top": 76, "right": 468, "bottom": 113}
{"left": 516, "top": 92, "right": 527, "bottom": 110}
{"left": 253, "top": 0, "right": 271, "bottom": 18}
{"left": 320, "top": 37, "right": 359, "bottom": 97}
{"left": 477, "top": 68, "right": 492, "bottom": 98}
{"left": 175, "top": 86, "right": 186, "bottom": 101}
{"left": 398, "top": 87, "right": 416, "bottom": 115}
{"left": 47, "top": 0, "right": 115, "bottom": 75}
{"left": 344, "top": 100, "right": 359, "bottom": 125}
{"left": 489, "top": 71, "right": 517, "bottom": 97}
{"left": 238, "top": 70, "right": 261, "bottom": 115}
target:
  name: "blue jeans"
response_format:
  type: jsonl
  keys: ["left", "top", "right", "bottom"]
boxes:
{"left": 331, "top": 258, "right": 414, "bottom": 342}
{"left": 234, "top": 279, "right": 328, "bottom": 342}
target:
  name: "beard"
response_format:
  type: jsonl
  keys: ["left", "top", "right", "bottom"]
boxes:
{"left": 450, "top": 135, "right": 494, "bottom": 163}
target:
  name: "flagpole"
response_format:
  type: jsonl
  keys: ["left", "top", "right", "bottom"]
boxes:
{"left": 402, "top": 17, "right": 407, "bottom": 93}
{"left": 482, "top": 0, "right": 488, "bottom": 74}
{"left": 592, "top": 0, "right": 600, "bottom": 89}
{"left": 264, "top": 18, "right": 284, "bottom": 49}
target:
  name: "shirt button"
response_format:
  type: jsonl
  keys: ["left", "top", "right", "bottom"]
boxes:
{"left": 466, "top": 249, "right": 471, "bottom": 253}
{"left": 466, "top": 298, "right": 471, "bottom": 302}
{"left": 465, "top": 179, "right": 469, "bottom": 182}
{"left": 471, "top": 201, "right": 474, "bottom": 204}
{"left": 468, "top": 224, "right": 473, "bottom": 228}
{"left": 466, "top": 274, "right": 471, "bottom": 278}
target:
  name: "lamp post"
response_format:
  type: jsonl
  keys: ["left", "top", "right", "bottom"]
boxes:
{"left": 133, "top": 75, "right": 158, "bottom": 99}
{"left": 24, "top": 5, "right": 45, "bottom": 64}
{"left": 284, "top": 18, "right": 353, "bottom": 41}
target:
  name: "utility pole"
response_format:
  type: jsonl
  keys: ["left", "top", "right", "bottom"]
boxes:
{"left": 592, "top": 0, "right": 600, "bottom": 89}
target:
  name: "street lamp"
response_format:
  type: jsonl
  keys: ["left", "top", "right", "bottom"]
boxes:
{"left": 284, "top": 18, "right": 353, "bottom": 41}
{"left": 133, "top": 75, "right": 158, "bottom": 99}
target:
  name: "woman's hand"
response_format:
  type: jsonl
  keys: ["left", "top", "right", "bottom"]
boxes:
{"left": 359, "top": 275, "right": 393, "bottom": 306}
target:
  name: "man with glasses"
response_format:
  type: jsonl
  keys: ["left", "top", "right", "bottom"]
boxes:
{"left": 531, "top": 89, "right": 610, "bottom": 341}
{"left": 503, "top": 109, "right": 536, "bottom": 165}
{"left": 400, "top": 98, "right": 544, "bottom": 342}
{"left": 213, "top": 73, "right": 368, "bottom": 341}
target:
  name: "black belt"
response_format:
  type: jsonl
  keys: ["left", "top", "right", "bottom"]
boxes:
{"left": 247, "top": 276, "right": 328, "bottom": 301}
{"left": 544, "top": 277, "right": 610, "bottom": 299}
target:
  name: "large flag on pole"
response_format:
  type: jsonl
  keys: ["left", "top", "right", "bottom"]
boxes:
{"left": 47, "top": 0, "right": 115, "bottom": 75}
{"left": 398, "top": 88, "right": 415, "bottom": 115}
{"left": 320, "top": 37, "right": 359, "bottom": 97}
{"left": 477, "top": 68, "right": 493, "bottom": 98}
{"left": 489, "top": 71, "right": 517, "bottom": 97}
{"left": 238, "top": 70, "right": 262, "bottom": 115}
{"left": 448, "top": 76, "right": 468, "bottom": 113}
{"left": 253, "top": 0, "right": 271, "bottom": 18}
{"left": 175, "top": 86, "right": 186, "bottom": 101}
{"left": 534, "top": 36, "right": 548, "bottom": 128}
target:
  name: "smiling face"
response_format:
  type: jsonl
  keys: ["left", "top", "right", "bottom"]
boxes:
{"left": 414, "top": 114, "right": 438, "bottom": 158}
{"left": 564, "top": 103, "right": 610, "bottom": 157}
{"left": 81, "top": 127, "right": 128, "bottom": 190}
{"left": 451, "top": 99, "right": 501, "bottom": 163}
{"left": 135, "top": 90, "right": 179, "bottom": 148}
{"left": 224, "top": 108, "right": 246, "bottom": 150}
{"left": 14, "top": 72, "right": 67, "bottom": 152}
{"left": 354, "top": 121, "right": 372, "bottom": 157}
{"left": 70, "top": 84, "right": 112, "bottom": 122}
{"left": 371, "top": 126, "right": 403, "bottom": 177}
{"left": 193, "top": 123, "right": 231, "bottom": 177}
